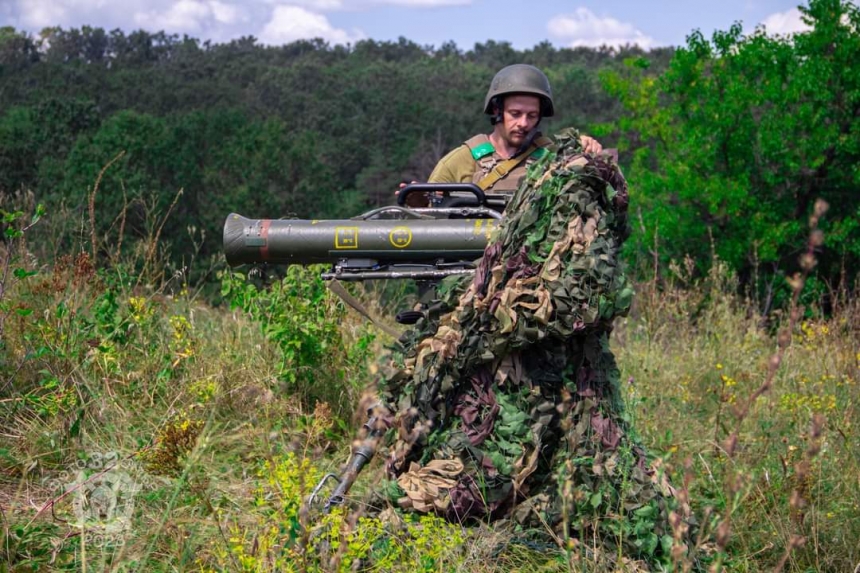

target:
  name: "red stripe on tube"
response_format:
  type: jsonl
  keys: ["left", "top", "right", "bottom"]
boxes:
{"left": 260, "top": 219, "right": 271, "bottom": 261}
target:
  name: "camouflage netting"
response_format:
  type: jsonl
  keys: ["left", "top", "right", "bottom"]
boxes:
{"left": 374, "top": 129, "right": 690, "bottom": 566}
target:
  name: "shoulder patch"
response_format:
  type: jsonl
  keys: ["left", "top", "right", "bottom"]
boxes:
{"left": 469, "top": 142, "right": 495, "bottom": 161}
{"left": 530, "top": 147, "right": 549, "bottom": 159}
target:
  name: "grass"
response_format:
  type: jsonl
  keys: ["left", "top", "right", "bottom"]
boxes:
{"left": 0, "top": 201, "right": 858, "bottom": 571}
{"left": 617, "top": 261, "right": 859, "bottom": 571}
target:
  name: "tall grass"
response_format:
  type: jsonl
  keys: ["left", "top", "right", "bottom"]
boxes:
{"left": 0, "top": 193, "right": 857, "bottom": 571}
{"left": 615, "top": 253, "right": 858, "bottom": 571}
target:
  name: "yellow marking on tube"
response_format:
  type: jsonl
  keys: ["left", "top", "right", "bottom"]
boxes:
{"left": 473, "top": 220, "right": 484, "bottom": 235}
{"left": 485, "top": 220, "right": 495, "bottom": 238}
{"left": 389, "top": 226, "right": 413, "bottom": 249}
{"left": 334, "top": 227, "right": 359, "bottom": 249}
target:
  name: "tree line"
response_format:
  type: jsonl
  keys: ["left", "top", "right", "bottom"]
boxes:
{"left": 1, "top": 0, "right": 858, "bottom": 306}
{"left": 0, "top": 26, "right": 669, "bottom": 282}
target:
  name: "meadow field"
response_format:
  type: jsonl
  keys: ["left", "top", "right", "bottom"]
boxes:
{"left": 1, "top": 222, "right": 857, "bottom": 571}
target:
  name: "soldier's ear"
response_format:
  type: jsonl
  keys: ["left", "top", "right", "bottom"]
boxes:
{"left": 490, "top": 97, "right": 503, "bottom": 125}
{"left": 541, "top": 98, "right": 553, "bottom": 119}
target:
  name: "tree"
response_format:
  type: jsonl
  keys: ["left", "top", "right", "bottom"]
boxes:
{"left": 603, "top": 0, "right": 860, "bottom": 302}
{"left": 0, "top": 27, "right": 40, "bottom": 74}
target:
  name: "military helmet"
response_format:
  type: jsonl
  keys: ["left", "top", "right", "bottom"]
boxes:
{"left": 483, "top": 64, "right": 555, "bottom": 118}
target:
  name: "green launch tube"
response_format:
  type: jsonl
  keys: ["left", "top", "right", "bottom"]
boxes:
{"left": 223, "top": 213, "right": 496, "bottom": 267}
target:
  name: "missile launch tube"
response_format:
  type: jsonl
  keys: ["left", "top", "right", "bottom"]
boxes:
{"left": 223, "top": 213, "right": 497, "bottom": 267}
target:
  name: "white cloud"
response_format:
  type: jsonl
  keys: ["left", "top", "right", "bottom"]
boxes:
{"left": 15, "top": 0, "right": 67, "bottom": 28}
{"left": 259, "top": 0, "right": 469, "bottom": 9}
{"left": 377, "top": 0, "right": 469, "bottom": 6}
{"left": 134, "top": 0, "right": 250, "bottom": 34}
{"left": 3, "top": 0, "right": 473, "bottom": 37}
{"left": 547, "top": 8, "right": 655, "bottom": 49}
{"left": 13, "top": 0, "right": 110, "bottom": 28}
{"left": 136, "top": 0, "right": 210, "bottom": 32}
{"left": 9, "top": 0, "right": 249, "bottom": 37}
{"left": 258, "top": 5, "right": 364, "bottom": 45}
{"left": 261, "top": 0, "right": 345, "bottom": 10}
{"left": 758, "top": 8, "right": 811, "bottom": 35}
{"left": 209, "top": 0, "right": 243, "bottom": 24}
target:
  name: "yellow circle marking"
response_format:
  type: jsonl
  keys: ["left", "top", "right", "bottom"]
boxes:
{"left": 389, "top": 226, "right": 413, "bottom": 249}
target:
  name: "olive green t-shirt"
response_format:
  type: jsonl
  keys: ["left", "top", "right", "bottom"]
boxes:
{"left": 427, "top": 135, "right": 551, "bottom": 192}
{"left": 427, "top": 145, "right": 478, "bottom": 184}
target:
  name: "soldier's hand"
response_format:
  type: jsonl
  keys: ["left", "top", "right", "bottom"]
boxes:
{"left": 397, "top": 181, "right": 431, "bottom": 208}
{"left": 580, "top": 135, "right": 603, "bottom": 154}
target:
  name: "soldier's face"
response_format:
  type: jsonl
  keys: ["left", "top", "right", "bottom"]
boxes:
{"left": 498, "top": 95, "right": 541, "bottom": 147}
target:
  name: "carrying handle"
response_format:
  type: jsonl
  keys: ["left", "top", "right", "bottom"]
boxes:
{"left": 396, "top": 183, "right": 486, "bottom": 207}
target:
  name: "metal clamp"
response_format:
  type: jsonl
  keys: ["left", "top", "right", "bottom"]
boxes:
{"left": 309, "top": 473, "right": 342, "bottom": 508}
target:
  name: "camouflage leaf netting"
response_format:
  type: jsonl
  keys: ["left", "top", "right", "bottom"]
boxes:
{"left": 375, "top": 129, "right": 691, "bottom": 567}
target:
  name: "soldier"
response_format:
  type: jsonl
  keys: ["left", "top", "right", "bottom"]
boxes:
{"left": 431, "top": 63, "right": 602, "bottom": 191}
{"left": 400, "top": 64, "right": 603, "bottom": 205}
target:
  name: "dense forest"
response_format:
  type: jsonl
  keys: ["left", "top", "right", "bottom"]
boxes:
{"left": 1, "top": 0, "right": 858, "bottom": 305}
{"left": 0, "top": 26, "right": 669, "bottom": 279}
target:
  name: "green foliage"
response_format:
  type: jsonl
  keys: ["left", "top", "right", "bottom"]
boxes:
{"left": 0, "top": 194, "right": 44, "bottom": 359}
{"left": 0, "top": 523, "right": 70, "bottom": 571}
{"left": 0, "top": 26, "right": 672, "bottom": 285}
{"left": 0, "top": 190, "right": 206, "bottom": 429}
{"left": 221, "top": 266, "right": 373, "bottom": 418}
{"left": 1, "top": 252, "right": 194, "bottom": 418}
{"left": 604, "top": 0, "right": 860, "bottom": 297}
{"left": 202, "top": 452, "right": 469, "bottom": 573}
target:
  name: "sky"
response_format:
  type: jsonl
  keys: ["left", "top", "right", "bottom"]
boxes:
{"left": 0, "top": 0, "right": 817, "bottom": 50}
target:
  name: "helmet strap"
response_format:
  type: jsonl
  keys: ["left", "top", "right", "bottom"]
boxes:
{"left": 513, "top": 126, "right": 542, "bottom": 158}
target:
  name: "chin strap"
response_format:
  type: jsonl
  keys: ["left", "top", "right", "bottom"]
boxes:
{"left": 513, "top": 126, "right": 541, "bottom": 158}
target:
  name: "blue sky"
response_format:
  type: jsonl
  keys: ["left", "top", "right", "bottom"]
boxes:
{"left": 1, "top": 0, "right": 814, "bottom": 49}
